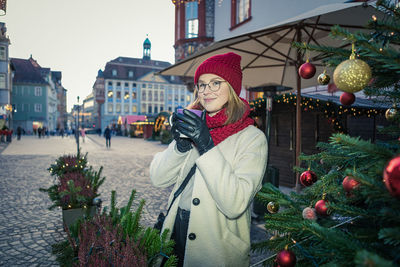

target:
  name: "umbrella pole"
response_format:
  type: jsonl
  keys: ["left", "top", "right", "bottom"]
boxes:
{"left": 295, "top": 27, "right": 302, "bottom": 193}
{"left": 295, "top": 72, "right": 302, "bottom": 193}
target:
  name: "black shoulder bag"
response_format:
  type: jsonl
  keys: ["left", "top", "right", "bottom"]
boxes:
{"left": 154, "top": 164, "right": 197, "bottom": 231}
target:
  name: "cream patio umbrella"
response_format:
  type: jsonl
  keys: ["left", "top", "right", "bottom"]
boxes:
{"left": 159, "top": 2, "right": 380, "bottom": 191}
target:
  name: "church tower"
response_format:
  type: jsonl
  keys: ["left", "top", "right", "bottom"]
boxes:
{"left": 143, "top": 36, "right": 151, "bottom": 60}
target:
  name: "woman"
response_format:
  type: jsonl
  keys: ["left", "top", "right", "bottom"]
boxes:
{"left": 150, "top": 52, "right": 267, "bottom": 267}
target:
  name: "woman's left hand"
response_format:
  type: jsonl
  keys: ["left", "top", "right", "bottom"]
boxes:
{"left": 175, "top": 110, "right": 214, "bottom": 155}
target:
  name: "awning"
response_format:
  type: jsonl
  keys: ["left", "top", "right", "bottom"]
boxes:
{"left": 158, "top": 2, "right": 378, "bottom": 91}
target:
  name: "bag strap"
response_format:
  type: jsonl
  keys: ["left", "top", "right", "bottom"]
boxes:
{"left": 166, "top": 164, "right": 197, "bottom": 215}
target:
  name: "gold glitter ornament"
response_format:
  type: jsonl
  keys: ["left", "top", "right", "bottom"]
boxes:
{"left": 385, "top": 108, "right": 398, "bottom": 121}
{"left": 267, "top": 201, "right": 280, "bottom": 213}
{"left": 317, "top": 71, "right": 330, "bottom": 85}
{"left": 333, "top": 53, "right": 371, "bottom": 93}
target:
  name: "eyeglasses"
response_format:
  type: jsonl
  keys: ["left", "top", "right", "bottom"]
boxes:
{"left": 196, "top": 80, "right": 226, "bottom": 93}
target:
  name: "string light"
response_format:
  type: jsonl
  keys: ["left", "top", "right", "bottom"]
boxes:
{"left": 250, "top": 94, "right": 385, "bottom": 132}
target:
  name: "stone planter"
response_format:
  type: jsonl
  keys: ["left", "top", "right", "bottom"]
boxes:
{"left": 62, "top": 206, "right": 96, "bottom": 230}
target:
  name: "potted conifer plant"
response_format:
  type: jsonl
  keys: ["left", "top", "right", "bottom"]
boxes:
{"left": 52, "top": 190, "right": 177, "bottom": 266}
{"left": 40, "top": 152, "right": 105, "bottom": 229}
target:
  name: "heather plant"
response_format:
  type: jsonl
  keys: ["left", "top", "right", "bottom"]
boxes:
{"left": 40, "top": 152, "right": 105, "bottom": 210}
{"left": 52, "top": 190, "right": 177, "bottom": 267}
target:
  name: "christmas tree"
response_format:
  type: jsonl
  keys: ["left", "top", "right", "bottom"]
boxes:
{"left": 254, "top": 1, "right": 400, "bottom": 266}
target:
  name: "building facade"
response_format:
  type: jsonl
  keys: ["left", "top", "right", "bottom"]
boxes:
{"left": 10, "top": 57, "right": 62, "bottom": 133}
{"left": 0, "top": 22, "right": 12, "bottom": 129}
{"left": 93, "top": 38, "right": 193, "bottom": 131}
{"left": 173, "top": 0, "right": 214, "bottom": 62}
{"left": 82, "top": 92, "right": 94, "bottom": 129}
{"left": 52, "top": 71, "right": 67, "bottom": 130}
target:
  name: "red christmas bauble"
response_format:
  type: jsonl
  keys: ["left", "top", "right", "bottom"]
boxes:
{"left": 383, "top": 155, "right": 400, "bottom": 198}
{"left": 342, "top": 176, "right": 360, "bottom": 192}
{"left": 315, "top": 199, "right": 329, "bottom": 216}
{"left": 276, "top": 249, "right": 297, "bottom": 267}
{"left": 300, "top": 170, "right": 318, "bottom": 187}
{"left": 340, "top": 92, "right": 356, "bottom": 106}
{"left": 298, "top": 62, "right": 316, "bottom": 79}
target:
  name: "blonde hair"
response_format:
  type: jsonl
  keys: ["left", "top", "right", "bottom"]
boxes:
{"left": 187, "top": 84, "right": 247, "bottom": 125}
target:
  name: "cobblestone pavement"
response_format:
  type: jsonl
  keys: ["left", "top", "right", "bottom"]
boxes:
{"left": 0, "top": 135, "right": 271, "bottom": 266}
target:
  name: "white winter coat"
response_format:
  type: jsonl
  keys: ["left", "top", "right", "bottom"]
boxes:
{"left": 150, "top": 125, "right": 268, "bottom": 267}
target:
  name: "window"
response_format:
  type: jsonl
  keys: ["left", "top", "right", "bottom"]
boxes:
{"left": 132, "top": 105, "right": 137, "bottom": 113}
{"left": 108, "top": 90, "right": 113, "bottom": 98}
{"left": 108, "top": 104, "right": 113, "bottom": 113}
{"left": 142, "top": 104, "right": 146, "bottom": 113}
{"left": 34, "top": 87, "right": 42, "bottom": 96}
{"left": 186, "top": 2, "right": 198, "bottom": 38}
{"left": 168, "top": 94, "right": 172, "bottom": 101}
{"left": 186, "top": 95, "right": 191, "bottom": 102}
{"left": 132, "top": 92, "right": 137, "bottom": 100}
{"left": 168, "top": 106, "right": 172, "bottom": 112}
{"left": 175, "top": 94, "right": 178, "bottom": 101}
{"left": 160, "top": 105, "right": 164, "bottom": 112}
{"left": 148, "top": 105, "right": 152, "bottom": 114}
{"left": 148, "top": 84, "right": 153, "bottom": 89}
{"left": 124, "top": 82, "right": 129, "bottom": 87}
{"left": 128, "top": 71, "right": 134, "bottom": 78}
{"left": 142, "top": 91, "right": 146, "bottom": 101}
{"left": 124, "top": 91, "right": 129, "bottom": 100}
{"left": 116, "top": 91, "right": 121, "bottom": 99}
{"left": 0, "top": 73, "right": 5, "bottom": 88}
{"left": 148, "top": 91, "right": 152, "bottom": 101}
{"left": 232, "top": 0, "right": 251, "bottom": 27}
{"left": 108, "top": 81, "right": 112, "bottom": 86}
{"left": 142, "top": 83, "right": 146, "bottom": 88}
{"left": 154, "top": 84, "right": 159, "bottom": 89}
{"left": 112, "top": 69, "right": 117, "bottom": 76}
{"left": 132, "top": 83, "right": 137, "bottom": 87}
{"left": 117, "top": 82, "right": 121, "bottom": 87}
{"left": 180, "top": 95, "right": 184, "bottom": 102}
{"left": 116, "top": 104, "right": 121, "bottom": 113}
{"left": 160, "top": 92, "right": 164, "bottom": 101}
{"left": 0, "top": 46, "right": 5, "bottom": 60}
{"left": 34, "top": 103, "right": 42, "bottom": 112}
{"left": 154, "top": 92, "right": 158, "bottom": 101}
{"left": 154, "top": 106, "right": 158, "bottom": 114}
{"left": 124, "top": 104, "right": 129, "bottom": 113}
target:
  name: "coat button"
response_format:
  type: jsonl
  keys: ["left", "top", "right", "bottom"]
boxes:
{"left": 188, "top": 233, "right": 196, "bottom": 240}
{"left": 192, "top": 198, "right": 200, "bottom": 206}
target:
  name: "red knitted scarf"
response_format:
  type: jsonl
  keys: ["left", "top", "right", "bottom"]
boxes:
{"left": 206, "top": 98, "right": 254, "bottom": 146}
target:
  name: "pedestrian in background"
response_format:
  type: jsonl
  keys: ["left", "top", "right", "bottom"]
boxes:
{"left": 150, "top": 52, "right": 268, "bottom": 267}
{"left": 104, "top": 126, "right": 111, "bottom": 148}
{"left": 80, "top": 128, "right": 86, "bottom": 143}
{"left": 16, "top": 126, "right": 22, "bottom": 140}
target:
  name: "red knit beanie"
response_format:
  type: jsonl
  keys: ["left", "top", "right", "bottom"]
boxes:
{"left": 194, "top": 52, "right": 242, "bottom": 96}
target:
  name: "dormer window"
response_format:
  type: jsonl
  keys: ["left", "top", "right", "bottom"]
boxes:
{"left": 128, "top": 71, "right": 133, "bottom": 78}
{"left": 112, "top": 69, "right": 117, "bottom": 76}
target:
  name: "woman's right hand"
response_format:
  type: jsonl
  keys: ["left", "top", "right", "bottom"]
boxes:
{"left": 171, "top": 113, "right": 192, "bottom": 153}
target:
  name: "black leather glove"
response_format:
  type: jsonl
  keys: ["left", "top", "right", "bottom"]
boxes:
{"left": 171, "top": 113, "right": 192, "bottom": 153}
{"left": 175, "top": 109, "right": 214, "bottom": 155}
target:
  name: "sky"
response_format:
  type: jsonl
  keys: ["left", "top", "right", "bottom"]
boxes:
{"left": 3, "top": 0, "right": 176, "bottom": 111}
